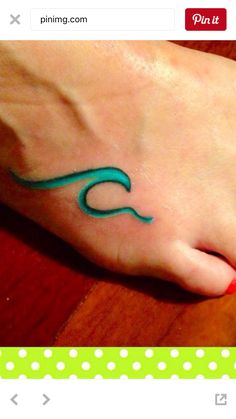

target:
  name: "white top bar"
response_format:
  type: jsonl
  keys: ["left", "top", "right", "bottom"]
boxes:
{"left": 0, "top": 1, "right": 235, "bottom": 40}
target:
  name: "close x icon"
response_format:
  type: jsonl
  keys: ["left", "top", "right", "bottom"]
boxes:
{"left": 10, "top": 14, "right": 21, "bottom": 24}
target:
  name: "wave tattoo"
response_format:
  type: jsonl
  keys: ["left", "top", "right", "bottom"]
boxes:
{"left": 11, "top": 167, "right": 154, "bottom": 224}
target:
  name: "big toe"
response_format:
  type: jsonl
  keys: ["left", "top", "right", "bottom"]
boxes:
{"left": 160, "top": 241, "right": 236, "bottom": 297}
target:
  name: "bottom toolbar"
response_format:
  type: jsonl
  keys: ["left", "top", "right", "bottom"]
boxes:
{"left": 1, "top": 379, "right": 236, "bottom": 419}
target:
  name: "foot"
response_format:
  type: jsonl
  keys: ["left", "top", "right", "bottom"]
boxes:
{"left": 1, "top": 40, "right": 236, "bottom": 297}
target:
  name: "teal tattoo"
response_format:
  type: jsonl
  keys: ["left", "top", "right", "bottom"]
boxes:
{"left": 11, "top": 167, "right": 154, "bottom": 224}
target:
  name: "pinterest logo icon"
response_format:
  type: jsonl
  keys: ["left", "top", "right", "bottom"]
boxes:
{"left": 185, "top": 8, "right": 227, "bottom": 31}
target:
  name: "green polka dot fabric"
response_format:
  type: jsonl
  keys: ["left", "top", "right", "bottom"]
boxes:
{"left": 0, "top": 348, "right": 236, "bottom": 379}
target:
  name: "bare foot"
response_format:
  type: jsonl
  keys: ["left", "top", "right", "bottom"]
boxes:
{"left": 1, "top": 40, "right": 236, "bottom": 297}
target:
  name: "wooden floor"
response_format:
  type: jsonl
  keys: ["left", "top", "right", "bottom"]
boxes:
{"left": 1, "top": 41, "right": 236, "bottom": 347}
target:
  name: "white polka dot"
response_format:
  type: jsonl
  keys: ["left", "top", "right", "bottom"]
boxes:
{"left": 157, "top": 362, "right": 166, "bottom": 371}
{"left": 18, "top": 349, "right": 27, "bottom": 358}
{"left": 183, "top": 362, "right": 192, "bottom": 371}
{"left": 145, "top": 349, "right": 154, "bottom": 358}
{"left": 94, "top": 349, "right": 103, "bottom": 358}
{"left": 107, "top": 362, "right": 116, "bottom": 371}
{"left": 31, "top": 362, "right": 40, "bottom": 371}
{"left": 94, "top": 374, "right": 103, "bottom": 379}
{"left": 221, "top": 349, "right": 230, "bottom": 358}
{"left": 170, "top": 349, "right": 179, "bottom": 358}
{"left": 69, "top": 349, "right": 78, "bottom": 358}
{"left": 44, "top": 374, "right": 52, "bottom": 379}
{"left": 221, "top": 374, "right": 230, "bottom": 379}
{"left": 132, "top": 362, "right": 141, "bottom": 371}
{"left": 120, "top": 349, "right": 128, "bottom": 358}
{"left": 82, "top": 362, "right": 91, "bottom": 371}
{"left": 208, "top": 362, "right": 218, "bottom": 371}
{"left": 170, "top": 374, "right": 179, "bottom": 379}
{"left": 44, "top": 349, "right": 52, "bottom": 358}
{"left": 145, "top": 374, "right": 154, "bottom": 379}
{"left": 6, "top": 362, "right": 15, "bottom": 371}
{"left": 0, "top": 351, "right": 2, "bottom": 357}
{"left": 56, "top": 362, "right": 65, "bottom": 371}
{"left": 69, "top": 374, "right": 78, "bottom": 379}
{"left": 19, "top": 374, "right": 27, "bottom": 379}
{"left": 120, "top": 374, "right": 128, "bottom": 379}
{"left": 196, "top": 374, "right": 205, "bottom": 379}
{"left": 196, "top": 349, "right": 205, "bottom": 358}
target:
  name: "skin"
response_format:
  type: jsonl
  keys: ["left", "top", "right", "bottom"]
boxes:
{"left": 0, "top": 40, "right": 236, "bottom": 297}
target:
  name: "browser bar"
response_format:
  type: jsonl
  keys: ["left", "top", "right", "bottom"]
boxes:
{"left": 31, "top": 8, "right": 175, "bottom": 31}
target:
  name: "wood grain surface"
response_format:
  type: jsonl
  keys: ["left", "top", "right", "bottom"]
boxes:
{"left": 1, "top": 41, "right": 236, "bottom": 347}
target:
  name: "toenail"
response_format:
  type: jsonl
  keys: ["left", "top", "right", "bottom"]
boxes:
{"left": 225, "top": 279, "right": 236, "bottom": 295}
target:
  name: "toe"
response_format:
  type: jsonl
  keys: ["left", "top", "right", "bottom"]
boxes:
{"left": 164, "top": 241, "right": 236, "bottom": 297}
{"left": 211, "top": 222, "right": 236, "bottom": 271}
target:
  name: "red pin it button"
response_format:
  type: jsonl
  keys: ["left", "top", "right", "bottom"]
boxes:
{"left": 185, "top": 8, "right": 227, "bottom": 31}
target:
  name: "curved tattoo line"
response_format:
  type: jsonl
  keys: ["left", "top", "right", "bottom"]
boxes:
{"left": 10, "top": 167, "right": 154, "bottom": 224}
